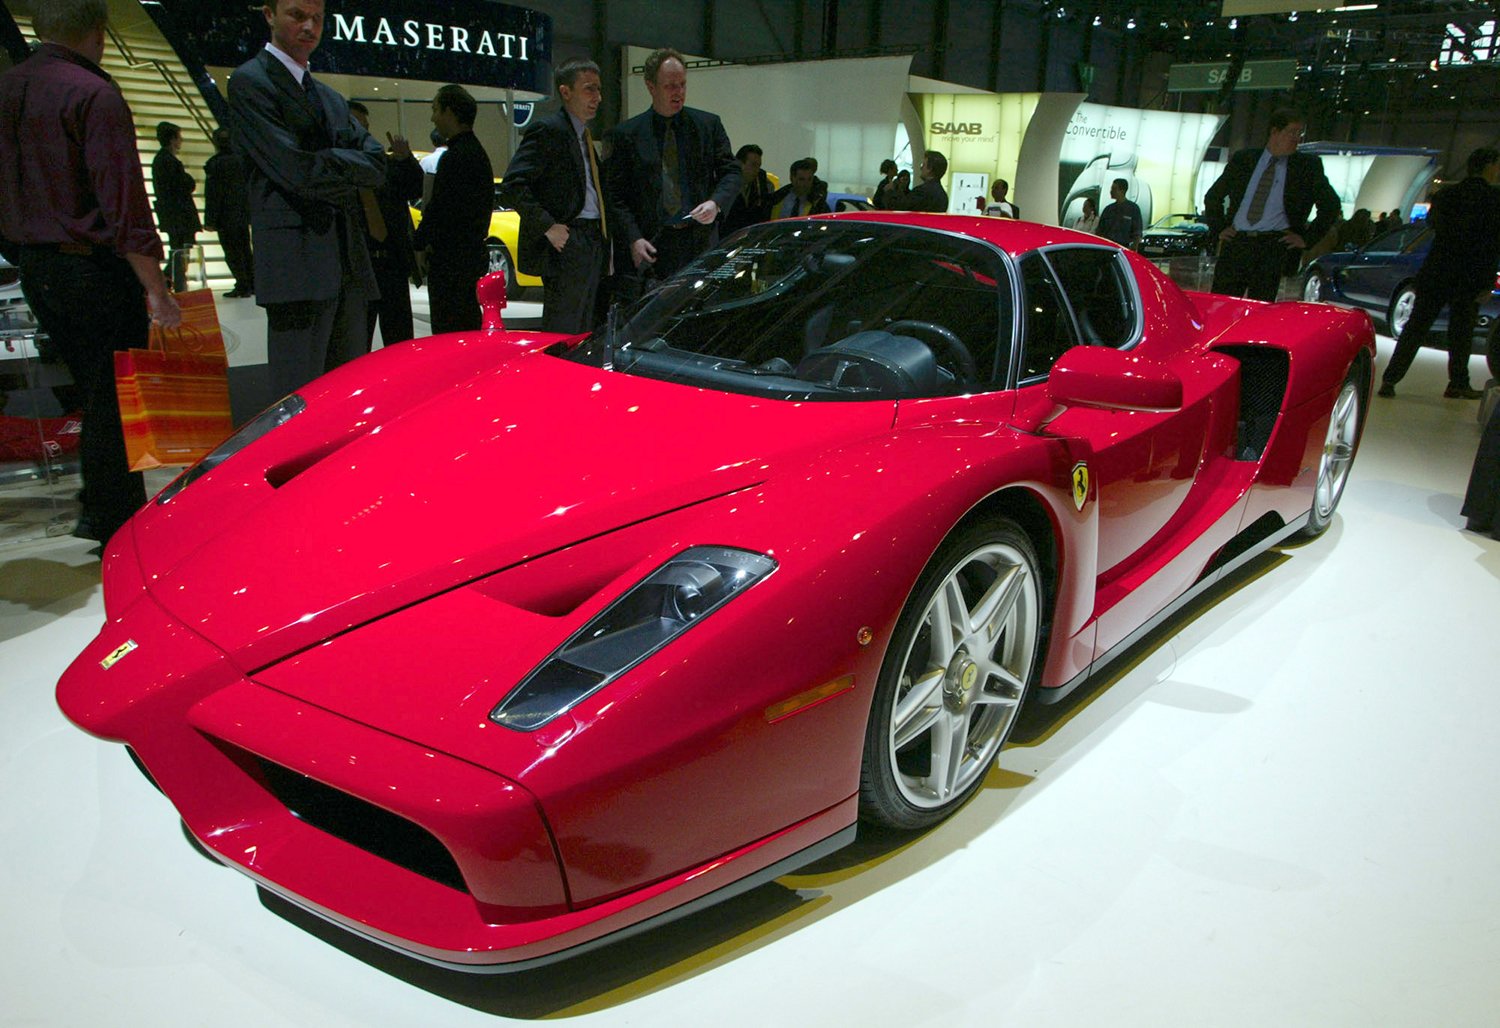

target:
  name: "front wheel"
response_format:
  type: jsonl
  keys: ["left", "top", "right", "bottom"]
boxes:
{"left": 1389, "top": 284, "right": 1417, "bottom": 338}
{"left": 860, "top": 520, "right": 1044, "bottom": 830}
{"left": 1299, "top": 366, "right": 1364, "bottom": 538}
{"left": 1302, "top": 271, "right": 1328, "bottom": 303}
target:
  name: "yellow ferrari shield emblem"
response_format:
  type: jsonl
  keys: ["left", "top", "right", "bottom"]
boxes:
{"left": 1071, "top": 462, "right": 1090, "bottom": 512}
{"left": 99, "top": 639, "right": 138, "bottom": 670}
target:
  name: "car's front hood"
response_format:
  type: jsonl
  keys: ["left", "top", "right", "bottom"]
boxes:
{"left": 137, "top": 352, "right": 895, "bottom": 671}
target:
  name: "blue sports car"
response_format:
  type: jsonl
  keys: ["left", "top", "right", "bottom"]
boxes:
{"left": 1301, "top": 223, "right": 1499, "bottom": 358}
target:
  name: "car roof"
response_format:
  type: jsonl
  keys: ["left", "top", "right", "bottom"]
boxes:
{"left": 812, "top": 211, "right": 1120, "bottom": 257}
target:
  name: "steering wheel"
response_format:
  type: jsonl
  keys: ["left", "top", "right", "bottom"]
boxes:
{"left": 884, "top": 320, "right": 977, "bottom": 384}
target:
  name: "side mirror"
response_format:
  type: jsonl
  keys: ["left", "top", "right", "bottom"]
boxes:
{"left": 477, "top": 271, "right": 507, "bottom": 331}
{"left": 1047, "top": 346, "right": 1183, "bottom": 412}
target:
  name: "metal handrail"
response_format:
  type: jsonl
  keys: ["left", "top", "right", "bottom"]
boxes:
{"left": 105, "top": 24, "right": 217, "bottom": 140}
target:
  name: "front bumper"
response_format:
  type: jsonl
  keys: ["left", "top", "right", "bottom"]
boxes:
{"left": 57, "top": 526, "right": 856, "bottom": 969}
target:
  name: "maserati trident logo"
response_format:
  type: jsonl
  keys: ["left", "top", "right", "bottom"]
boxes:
{"left": 1071, "top": 462, "right": 1090, "bottom": 512}
{"left": 99, "top": 639, "right": 138, "bottom": 670}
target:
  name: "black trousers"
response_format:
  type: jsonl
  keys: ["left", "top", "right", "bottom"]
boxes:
{"left": 217, "top": 220, "right": 254, "bottom": 292}
{"left": 1462, "top": 401, "right": 1500, "bottom": 535}
{"left": 1382, "top": 275, "right": 1479, "bottom": 389}
{"left": 541, "top": 220, "right": 606, "bottom": 335}
{"left": 1211, "top": 232, "right": 1294, "bottom": 302}
{"left": 266, "top": 277, "right": 368, "bottom": 398}
{"left": 15, "top": 246, "right": 149, "bottom": 543}
{"left": 652, "top": 221, "right": 714, "bottom": 280}
{"left": 427, "top": 252, "right": 484, "bottom": 335}
{"left": 366, "top": 250, "right": 414, "bottom": 347}
{"left": 165, "top": 232, "right": 196, "bottom": 293}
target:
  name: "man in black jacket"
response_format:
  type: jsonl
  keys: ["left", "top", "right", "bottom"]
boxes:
{"left": 1203, "top": 108, "right": 1340, "bottom": 302}
{"left": 348, "top": 102, "right": 422, "bottom": 348}
{"left": 895, "top": 151, "right": 949, "bottom": 213}
{"left": 1379, "top": 147, "right": 1500, "bottom": 400}
{"left": 499, "top": 58, "right": 609, "bottom": 334}
{"left": 413, "top": 84, "right": 493, "bottom": 335}
{"left": 152, "top": 121, "right": 201, "bottom": 292}
{"left": 203, "top": 128, "right": 253, "bottom": 297}
{"left": 604, "top": 48, "right": 740, "bottom": 282}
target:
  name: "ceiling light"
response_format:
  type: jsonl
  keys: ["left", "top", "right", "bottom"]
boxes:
{"left": 1229, "top": 17, "right": 1238, "bottom": 29}
{"left": 1093, "top": 15, "right": 1102, "bottom": 26}
{"left": 1127, "top": 17, "right": 1136, "bottom": 29}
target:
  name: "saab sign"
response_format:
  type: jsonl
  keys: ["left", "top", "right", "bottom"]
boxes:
{"left": 1167, "top": 59, "right": 1297, "bottom": 92}
{"left": 932, "top": 122, "right": 984, "bottom": 135}
{"left": 148, "top": 0, "right": 553, "bottom": 96}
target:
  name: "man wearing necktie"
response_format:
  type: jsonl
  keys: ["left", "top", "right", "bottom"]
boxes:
{"left": 1203, "top": 108, "right": 1341, "bottom": 303}
{"left": 228, "top": 0, "right": 385, "bottom": 401}
{"left": 603, "top": 48, "right": 741, "bottom": 286}
{"left": 500, "top": 58, "right": 612, "bottom": 334}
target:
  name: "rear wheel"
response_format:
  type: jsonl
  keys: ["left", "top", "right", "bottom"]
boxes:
{"left": 859, "top": 520, "right": 1043, "bottom": 830}
{"left": 487, "top": 240, "right": 518, "bottom": 292}
{"left": 1299, "top": 366, "right": 1364, "bottom": 538}
{"left": 1388, "top": 284, "right": 1417, "bottom": 337}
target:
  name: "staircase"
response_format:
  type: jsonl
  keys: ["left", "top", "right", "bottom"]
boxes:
{"left": 9, "top": 3, "right": 234, "bottom": 293}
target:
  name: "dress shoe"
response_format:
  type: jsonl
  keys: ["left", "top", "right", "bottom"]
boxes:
{"left": 1377, "top": 382, "right": 1396, "bottom": 398}
{"left": 1443, "top": 385, "right": 1483, "bottom": 400}
{"left": 71, "top": 515, "right": 101, "bottom": 542}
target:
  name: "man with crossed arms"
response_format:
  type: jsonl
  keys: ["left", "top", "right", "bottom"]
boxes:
{"left": 500, "top": 58, "right": 610, "bottom": 334}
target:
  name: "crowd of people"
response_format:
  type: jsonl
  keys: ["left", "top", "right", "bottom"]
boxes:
{"left": 1, "top": 0, "right": 1496, "bottom": 553}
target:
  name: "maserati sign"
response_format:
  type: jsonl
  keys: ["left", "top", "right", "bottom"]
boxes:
{"left": 148, "top": 0, "right": 553, "bottom": 96}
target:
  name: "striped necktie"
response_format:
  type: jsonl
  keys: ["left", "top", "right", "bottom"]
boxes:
{"left": 1246, "top": 156, "right": 1282, "bottom": 224}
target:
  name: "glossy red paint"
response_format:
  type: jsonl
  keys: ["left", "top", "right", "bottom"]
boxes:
{"left": 57, "top": 214, "right": 1377, "bottom": 969}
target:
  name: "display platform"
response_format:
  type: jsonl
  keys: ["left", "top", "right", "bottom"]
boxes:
{"left": 2, "top": 335, "right": 1496, "bottom": 1026}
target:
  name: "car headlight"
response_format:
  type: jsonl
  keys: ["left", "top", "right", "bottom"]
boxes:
{"left": 156, "top": 394, "right": 306, "bottom": 504}
{"left": 490, "top": 546, "right": 778, "bottom": 731}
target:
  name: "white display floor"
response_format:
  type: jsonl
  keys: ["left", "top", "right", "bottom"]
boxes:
{"left": 2, "top": 336, "right": 1497, "bottom": 1027}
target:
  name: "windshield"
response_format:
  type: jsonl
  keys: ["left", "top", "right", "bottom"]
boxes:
{"left": 563, "top": 220, "right": 1015, "bottom": 401}
{"left": 1150, "top": 214, "right": 1206, "bottom": 232}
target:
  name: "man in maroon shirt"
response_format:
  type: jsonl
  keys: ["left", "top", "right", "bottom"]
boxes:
{"left": 0, "top": 0, "right": 180, "bottom": 550}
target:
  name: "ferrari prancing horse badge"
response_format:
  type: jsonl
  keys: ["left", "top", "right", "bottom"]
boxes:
{"left": 1071, "top": 462, "right": 1089, "bottom": 512}
{"left": 99, "top": 639, "right": 138, "bottom": 670}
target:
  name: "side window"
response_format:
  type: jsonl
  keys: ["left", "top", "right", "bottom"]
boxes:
{"left": 1018, "top": 253, "right": 1079, "bottom": 381}
{"left": 1044, "top": 247, "right": 1138, "bottom": 348}
{"left": 1399, "top": 226, "right": 1432, "bottom": 255}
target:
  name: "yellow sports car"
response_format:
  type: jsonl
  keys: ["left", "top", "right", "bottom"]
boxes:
{"left": 409, "top": 175, "right": 540, "bottom": 290}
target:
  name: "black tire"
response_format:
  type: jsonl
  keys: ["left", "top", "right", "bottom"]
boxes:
{"left": 859, "top": 519, "right": 1044, "bottom": 830}
{"left": 1302, "top": 271, "right": 1329, "bottom": 303}
{"left": 1298, "top": 362, "right": 1366, "bottom": 539}
{"left": 1388, "top": 283, "right": 1417, "bottom": 338}
{"left": 487, "top": 240, "right": 518, "bottom": 293}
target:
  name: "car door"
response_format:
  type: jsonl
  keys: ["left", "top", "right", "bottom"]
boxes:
{"left": 1335, "top": 225, "right": 1430, "bottom": 309}
{"left": 1014, "top": 247, "right": 1216, "bottom": 581}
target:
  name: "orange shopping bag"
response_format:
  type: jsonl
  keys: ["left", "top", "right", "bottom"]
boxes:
{"left": 115, "top": 299, "right": 234, "bottom": 471}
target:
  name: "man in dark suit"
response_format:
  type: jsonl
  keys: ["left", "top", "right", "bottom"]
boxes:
{"left": 413, "top": 84, "right": 493, "bottom": 335}
{"left": 894, "top": 150, "right": 949, "bottom": 213}
{"left": 203, "top": 127, "right": 254, "bottom": 297}
{"left": 1379, "top": 146, "right": 1500, "bottom": 400}
{"left": 499, "top": 58, "right": 610, "bottom": 335}
{"left": 768, "top": 158, "right": 832, "bottom": 219}
{"left": 228, "top": 0, "right": 385, "bottom": 399}
{"left": 348, "top": 102, "right": 422, "bottom": 347}
{"left": 604, "top": 47, "right": 741, "bottom": 284}
{"left": 151, "top": 121, "right": 201, "bottom": 292}
{"left": 1203, "top": 108, "right": 1341, "bottom": 303}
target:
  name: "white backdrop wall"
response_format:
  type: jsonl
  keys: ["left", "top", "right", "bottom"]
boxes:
{"left": 622, "top": 48, "right": 913, "bottom": 196}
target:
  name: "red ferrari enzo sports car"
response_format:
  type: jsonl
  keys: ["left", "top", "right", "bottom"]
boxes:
{"left": 58, "top": 213, "right": 1374, "bottom": 971}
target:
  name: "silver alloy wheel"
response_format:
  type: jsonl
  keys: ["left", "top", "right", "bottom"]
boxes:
{"left": 886, "top": 540, "right": 1038, "bottom": 810}
{"left": 1302, "top": 273, "right": 1325, "bottom": 302}
{"left": 1391, "top": 287, "right": 1417, "bottom": 337}
{"left": 1313, "top": 378, "right": 1360, "bottom": 521}
{"left": 487, "top": 243, "right": 510, "bottom": 276}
